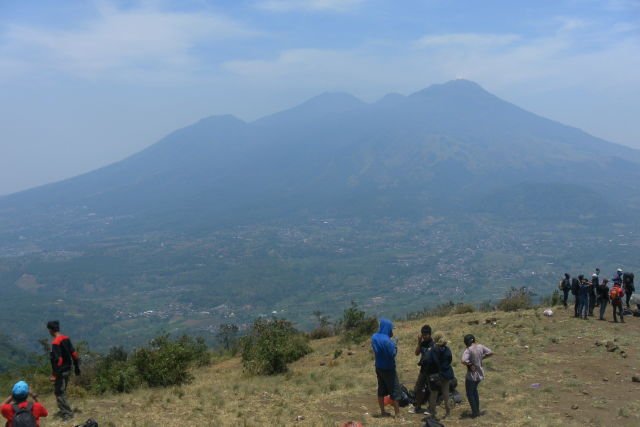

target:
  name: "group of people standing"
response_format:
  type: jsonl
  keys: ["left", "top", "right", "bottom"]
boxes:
{"left": 371, "top": 319, "right": 493, "bottom": 421}
{"left": 559, "top": 268, "right": 635, "bottom": 323}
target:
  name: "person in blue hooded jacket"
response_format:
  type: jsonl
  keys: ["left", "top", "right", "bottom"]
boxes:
{"left": 371, "top": 318, "right": 401, "bottom": 417}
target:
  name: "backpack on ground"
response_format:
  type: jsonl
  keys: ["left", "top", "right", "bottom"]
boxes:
{"left": 74, "top": 419, "right": 99, "bottom": 427}
{"left": 398, "top": 384, "right": 414, "bottom": 407}
{"left": 423, "top": 415, "right": 446, "bottom": 427}
{"left": 12, "top": 403, "right": 36, "bottom": 427}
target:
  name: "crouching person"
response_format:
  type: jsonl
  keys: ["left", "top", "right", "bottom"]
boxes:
{"left": 461, "top": 334, "right": 493, "bottom": 418}
{"left": 1, "top": 381, "right": 48, "bottom": 427}
{"left": 371, "top": 318, "right": 400, "bottom": 417}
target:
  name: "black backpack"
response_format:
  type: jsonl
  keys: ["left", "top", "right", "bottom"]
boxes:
{"left": 423, "top": 415, "right": 446, "bottom": 427}
{"left": 398, "top": 384, "right": 415, "bottom": 407}
{"left": 12, "top": 403, "right": 36, "bottom": 427}
{"left": 623, "top": 273, "right": 635, "bottom": 291}
{"left": 74, "top": 419, "right": 99, "bottom": 427}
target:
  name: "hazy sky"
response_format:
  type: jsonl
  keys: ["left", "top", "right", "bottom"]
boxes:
{"left": 1, "top": 0, "right": 639, "bottom": 195}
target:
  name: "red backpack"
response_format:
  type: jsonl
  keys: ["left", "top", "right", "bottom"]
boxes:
{"left": 610, "top": 286, "right": 624, "bottom": 302}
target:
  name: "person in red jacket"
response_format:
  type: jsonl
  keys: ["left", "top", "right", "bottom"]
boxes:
{"left": 1, "top": 381, "right": 48, "bottom": 427}
{"left": 47, "top": 320, "right": 80, "bottom": 421}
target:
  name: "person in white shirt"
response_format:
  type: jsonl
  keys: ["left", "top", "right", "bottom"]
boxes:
{"left": 461, "top": 334, "right": 493, "bottom": 418}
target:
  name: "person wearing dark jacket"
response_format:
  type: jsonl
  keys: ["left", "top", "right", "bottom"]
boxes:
{"left": 578, "top": 277, "right": 590, "bottom": 320}
{"left": 47, "top": 321, "right": 80, "bottom": 421}
{"left": 571, "top": 276, "right": 581, "bottom": 317}
{"left": 411, "top": 324, "right": 434, "bottom": 415}
{"left": 589, "top": 274, "right": 598, "bottom": 315}
{"left": 597, "top": 279, "right": 610, "bottom": 320}
{"left": 560, "top": 274, "right": 571, "bottom": 308}
{"left": 623, "top": 272, "right": 635, "bottom": 308}
{"left": 371, "top": 318, "right": 400, "bottom": 417}
{"left": 427, "top": 332, "right": 454, "bottom": 419}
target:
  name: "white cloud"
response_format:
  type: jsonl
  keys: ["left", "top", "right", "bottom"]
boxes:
{"left": 415, "top": 33, "right": 521, "bottom": 49}
{"left": 0, "top": 2, "right": 257, "bottom": 79}
{"left": 256, "top": 0, "right": 365, "bottom": 12}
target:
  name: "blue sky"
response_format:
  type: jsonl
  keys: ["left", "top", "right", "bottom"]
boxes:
{"left": 1, "top": 0, "right": 639, "bottom": 195}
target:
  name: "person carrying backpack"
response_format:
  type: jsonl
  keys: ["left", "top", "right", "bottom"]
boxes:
{"left": 610, "top": 283, "right": 625, "bottom": 323}
{"left": 578, "top": 277, "right": 590, "bottom": 320}
{"left": 1, "top": 381, "right": 48, "bottom": 427}
{"left": 559, "top": 274, "right": 571, "bottom": 308}
{"left": 47, "top": 321, "right": 80, "bottom": 421}
{"left": 461, "top": 334, "right": 493, "bottom": 418}
{"left": 597, "top": 279, "right": 610, "bottom": 321}
{"left": 623, "top": 272, "right": 635, "bottom": 308}
{"left": 410, "top": 325, "right": 434, "bottom": 415}
{"left": 426, "top": 333, "right": 454, "bottom": 419}
{"left": 371, "top": 318, "right": 401, "bottom": 418}
{"left": 571, "top": 276, "right": 581, "bottom": 317}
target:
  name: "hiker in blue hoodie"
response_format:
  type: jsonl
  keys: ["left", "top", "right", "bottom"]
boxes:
{"left": 371, "top": 318, "right": 401, "bottom": 417}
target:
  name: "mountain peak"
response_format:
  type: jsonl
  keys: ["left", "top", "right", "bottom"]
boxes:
{"left": 410, "top": 79, "right": 489, "bottom": 98}
{"left": 254, "top": 91, "right": 365, "bottom": 126}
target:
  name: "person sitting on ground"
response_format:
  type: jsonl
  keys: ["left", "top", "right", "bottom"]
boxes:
{"left": 461, "top": 334, "right": 493, "bottom": 419}
{"left": 371, "top": 318, "right": 400, "bottom": 418}
{"left": 610, "top": 282, "right": 625, "bottom": 323}
{"left": 427, "top": 332, "right": 454, "bottom": 419}
{"left": 1, "top": 381, "right": 48, "bottom": 427}
{"left": 560, "top": 273, "right": 571, "bottom": 309}
{"left": 410, "top": 324, "right": 434, "bottom": 415}
{"left": 597, "top": 279, "right": 610, "bottom": 321}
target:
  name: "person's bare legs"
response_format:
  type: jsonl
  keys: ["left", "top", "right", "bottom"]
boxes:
{"left": 378, "top": 396, "right": 388, "bottom": 415}
{"left": 393, "top": 400, "right": 400, "bottom": 416}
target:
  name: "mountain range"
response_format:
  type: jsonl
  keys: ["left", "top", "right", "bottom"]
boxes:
{"left": 1, "top": 79, "right": 639, "bottom": 351}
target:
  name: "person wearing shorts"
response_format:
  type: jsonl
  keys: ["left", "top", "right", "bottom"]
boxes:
{"left": 371, "top": 318, "right": 400, "bottom": 417}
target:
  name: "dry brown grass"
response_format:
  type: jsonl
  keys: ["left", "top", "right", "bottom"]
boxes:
{"left": 37, "top": 307, "right": 640, "bottom": 426}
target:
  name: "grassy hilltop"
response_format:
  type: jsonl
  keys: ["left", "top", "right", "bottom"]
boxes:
{"left": 29, "top": 306, "right": 640, "bottom": 426}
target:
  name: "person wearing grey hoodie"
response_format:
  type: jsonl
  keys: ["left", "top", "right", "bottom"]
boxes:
{"left": 371, "top": 318, "right": 400, "bottom": 417}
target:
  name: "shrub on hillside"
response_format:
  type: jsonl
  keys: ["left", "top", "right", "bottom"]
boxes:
{"left": 497, "top": 287, "right": 533, "bottom": 312}
{"left": 93, "top": 346, "right": 142, "bottom": 393}
{"left": 337, "top": 301, "right": 378, "bottom": 343}
{"left": 91, "top": 334, "right": 210, "bottom": 393}
{"left": 452, "top": 303, "right": 475, "bottom": 314}
{"left": 216, "top": 324, "right": 240, "bottom": 354}
{"left": 241, "top": 318, "right": 312, "bottom": 375}
{"left": 132, "top": 334, "right": 210, "bottom": 387}
{"left": 308, "top": 311, "right": 334, "bottom": 340}
{"left": 541, "top": 290, "right": 562, "bottom": 307}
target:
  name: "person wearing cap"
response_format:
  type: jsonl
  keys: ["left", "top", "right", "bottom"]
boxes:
{"left": 371, "top": 318, "right": 401, "bottom": 418}
{"left": 425, "top": 332, "right": 454, "bottom": 419}
{"left": 461, "top": 334, "right": 493, "bottom": 418}
{"left": 1, "top": 381, "right": 48, "bottom": 427}
{"left": 410, "top": 324, "right": 434, "bottom": 415}
{"left": 613, "top": 268, "right": 623, "bottom": 285}
{"left": 47, "top": 320, "right": 80, "bottom": 421}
